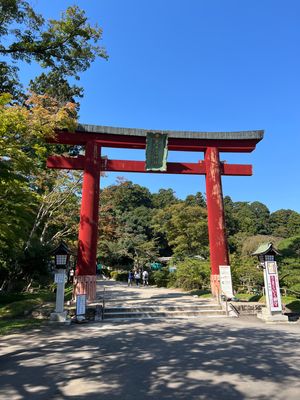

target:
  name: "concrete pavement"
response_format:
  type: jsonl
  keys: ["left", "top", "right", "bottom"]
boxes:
{"left": 95, "top": 279, "right": 218, "bottom": 307}
{"left": 1, "top": 281, "right": 300, "bottom": 400}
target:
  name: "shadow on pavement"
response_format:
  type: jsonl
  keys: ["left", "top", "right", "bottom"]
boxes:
{"left": 1, "top": 318, "right": 300, "bottom": 399}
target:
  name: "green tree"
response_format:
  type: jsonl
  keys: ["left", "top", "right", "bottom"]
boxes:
{"left": 0, "top": 93, "right": 77, "bottom": 289}
{"left": 276, "top": 236, "right": 300, "bottom": 291}
{"left": 152, "top": 188, "right": 178, "bottom": 209}
{"left": 0, "top": 1, "right": 108, "bottom": 102}
{"left": 98, "top": 183, "right": 158, "bottom": 268}
{"left": 25, "top": 170, "right": 82, "bottom": 250}
{"left": 0, "top": 1, "right": 108, "bottom": 289}
{"left": 269, "top": 209, "right": 297, "bottom": 238}
{"left": 185, "top": 192, "right": 206, "bottom": 207}
{"left": 287, "top": 212, "right": 300, "bottom": 237}
{"left": 224, "top": 196, "right": 240, "bottom": 251}
{"left": 97, "top": 239, "right": 133, "bottom": 270}
{"left": 231, "top": 202, "right": 258, "bottom": 235}
{"left": 249, "top": 201, "right": 270, "bottom": 235}
{"left": 100, "top": 180, "right": 153, "bottom": 213}
{"left": 152, "top": 203, "right": 209, "bottom": 259}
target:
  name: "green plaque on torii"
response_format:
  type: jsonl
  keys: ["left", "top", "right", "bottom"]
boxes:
{"left": 145, "top": 132, "right": 168, "bottom": 171}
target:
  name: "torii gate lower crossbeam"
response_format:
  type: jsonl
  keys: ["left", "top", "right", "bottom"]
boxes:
{"left": 47, "top": 125, "right": 263, "bottom": 300}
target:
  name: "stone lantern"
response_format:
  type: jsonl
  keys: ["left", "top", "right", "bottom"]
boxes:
{"left": 50, "top": 242, "right": 71, "bottom": 323}
{"left": 53, "top": 242, "right": 70, "bottom": 269}
{"left": 252, "top": 243, "right": 288, "bottom": 322}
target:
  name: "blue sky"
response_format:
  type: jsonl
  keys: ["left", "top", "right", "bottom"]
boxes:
{"left": 18, "top": 1, "right": 300, "bottom": 212}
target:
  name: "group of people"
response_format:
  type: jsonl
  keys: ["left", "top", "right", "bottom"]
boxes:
{"left": 128, "top": 269, "right": 149, "bottom": 287}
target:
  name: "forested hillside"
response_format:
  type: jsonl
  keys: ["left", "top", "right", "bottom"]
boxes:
{"left": 97, "top": 180, "right": 300, "bottom": 293}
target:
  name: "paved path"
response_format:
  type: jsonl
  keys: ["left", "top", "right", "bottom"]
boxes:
{"left": 1, "top": 281, "right": 300, "bottom": 400}
{"left": 95, "top": 280, "right": 216, "bottom": 307}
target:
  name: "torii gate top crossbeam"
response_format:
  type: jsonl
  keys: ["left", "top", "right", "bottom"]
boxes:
{"left": 76, "top": 124, "right": 263, "bottom": 140}
{"left": 50, "top": 124, "right": 264, "bottom": 152}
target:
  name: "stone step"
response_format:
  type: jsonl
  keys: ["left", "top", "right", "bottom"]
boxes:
{"left": 103, "top": 302, "right": 216, "bottom": 308}
{"left": 98, "top": 298, "right": 215, "bottom": 304}
{"left": 104, "top": 305, "right": 221, "bottom": 313}
{"left": 103, "top": 309, "right": 226, "bottom": 320}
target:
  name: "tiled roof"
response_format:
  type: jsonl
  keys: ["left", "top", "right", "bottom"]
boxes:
{"left": 252, "top": 242, "right": 280, "bottom": 256}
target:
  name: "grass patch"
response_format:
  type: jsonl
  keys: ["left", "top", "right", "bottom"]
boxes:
{"left": 0, "top": 318, "right": 45, "bottom": 336}
{"left": 282, "top": 296, "right": 300, "bottom": 312}
{"left": 0, "top": 289, "right": 56, "bottom": 306}
{"left": 234, "top": 293, "right": 300, "bottom": 312}
{"left": 281, "top": 295, "right": 298, "bottom": 305}
{"left": 235, "top": 293, "right": 264, "bottom": 302}
{"left": 0, "top": 299, "right": 42, "bottom": 319}
{"left": 189, "top": 289, "right": 212, "bottom": 298}
{"left": 0, "top": 285, "right": 74, "bottom": 336}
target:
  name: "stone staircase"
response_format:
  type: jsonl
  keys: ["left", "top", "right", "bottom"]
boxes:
{"left": 103, "top": 302, "right": 226, "bottom": 321}
{"left": 96, "top": 281, "right": 228, "bottom": 321}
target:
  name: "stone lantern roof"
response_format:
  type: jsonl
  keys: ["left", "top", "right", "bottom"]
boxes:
{"left": 252, "top": 242, "right": 281, "bottom": 257}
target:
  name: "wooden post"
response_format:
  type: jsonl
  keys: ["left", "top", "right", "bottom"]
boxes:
{"left": 205, "top": 147, "right": 230, "bottom": 297}
{"left": 76, "top": 141, "right": 101, "bottom": 301}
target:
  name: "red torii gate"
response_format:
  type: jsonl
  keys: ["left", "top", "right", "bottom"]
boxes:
{"left": 47, "top": 124, "right": 264, "bottom": 300}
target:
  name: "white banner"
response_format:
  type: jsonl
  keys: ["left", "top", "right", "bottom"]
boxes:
{"left": 219, "top": 265, "right": 234, "bottom": 298}
{"left": 76, "top": 294, "right": 86, "bottom": 316}
{"left": 265, "top": 261, "right": 282, "bottom": 312}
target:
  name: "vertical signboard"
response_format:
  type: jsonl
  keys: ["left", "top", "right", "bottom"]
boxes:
{"left": 53, "top": 269, "right": 66, "bottom": 314}
{"left": 265, "top": 261, "right": 282, "bottom": 312}
{"left": 76, "top": 294, "right": 86, "bottom": 316}
{"left": 219, "top": 265, "right": 234, "bottom": 298}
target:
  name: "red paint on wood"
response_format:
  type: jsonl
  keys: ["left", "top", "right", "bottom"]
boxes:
{"left": 105, "top": 160, "right": 206, "bottom": 174}
{"left": 75, "top": 275, "right": 97, "bottom": 302}
{"left": 47, "top": 156, "right": 252, "bottom": 176}
{"left": 205, "top": 147, "right": 230, "bottom": 276}
{"left": 222, "top": 163, "right": 252, "bottom": 176}
{"left": 48, "top": 131, "right": 260, "bottom": 153}
{"left": 105, "top": 159, "right": 252, "bottom": 176}
{"left": 47, "top": 155, "right": 85, "bottom": 170}
{"left": 76, "top": 142, "right": 100, "bottom": 276}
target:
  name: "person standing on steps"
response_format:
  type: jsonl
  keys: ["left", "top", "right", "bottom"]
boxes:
{"left": 134, "top": 270, "right": 141, "bottom": 287}
{"left": 142, "top": 269, "right": 149, "bottom": 286}
{"left": 128, "top": 270, "right": 134, "bottom": 286}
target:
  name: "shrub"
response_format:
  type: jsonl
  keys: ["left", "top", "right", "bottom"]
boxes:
{"left": 173, "top": 259, "right": 210, "bottom": 291}
{"left": 230, "top": 254, "right": 264, "bottom": 292}
{"left": 151, "top": 267, "right": 170, "bottom": 287}
{"left": 167, "top": 270, "right": 177, "bottom": 287}
{"left": 110, "top": 271, "right": 128, "bottom": 282}
{"left": 151, "top": 260, "right": 210, "bottom": 290}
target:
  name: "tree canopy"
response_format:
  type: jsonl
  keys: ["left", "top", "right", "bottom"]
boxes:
{"left": 0, "top": 0, "right": 108, "bottom": 103}
{"left": 0, "top": 1, "right": 107, "bottom": 290}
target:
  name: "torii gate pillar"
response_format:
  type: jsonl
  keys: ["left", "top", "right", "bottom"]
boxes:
{"left": 76, "top": 141, "right": 101, "bottom": 300}
{"left": 205, "top": 147, "right": 229, "bottom": 296}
